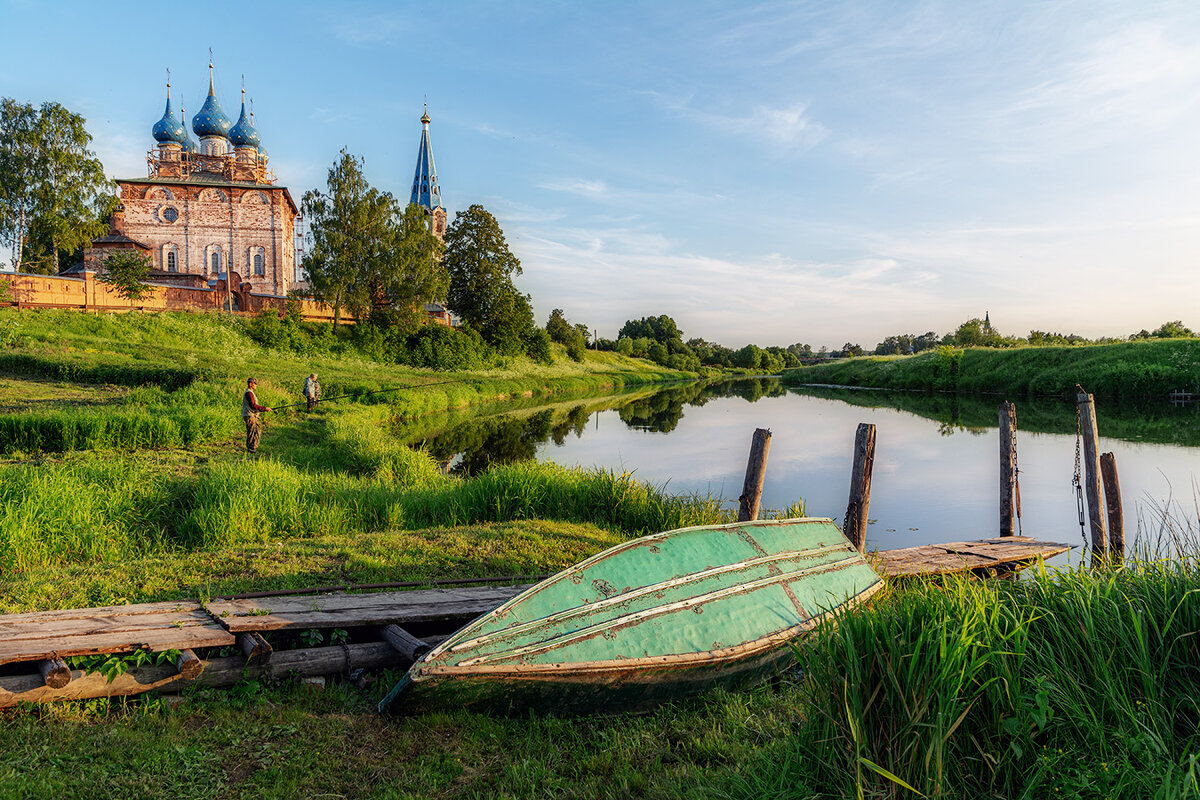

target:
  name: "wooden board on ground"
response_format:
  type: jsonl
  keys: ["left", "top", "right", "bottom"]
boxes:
{"left": 0, "top": 600, "right": 236, "bottom": 666}
{"left": 204, "top": 585, "right": 533, "bottom": 633}
{"left": 873, "top": 536, "right": 1070, "bottom": 577}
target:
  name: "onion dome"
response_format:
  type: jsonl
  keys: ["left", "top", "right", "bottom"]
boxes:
{"left": 228, "top": 94, "right": 260, "bottom": 149}
{"left": 191, "top": 65, "right": 232, "bottom": 138}
{"left": 178, "top": 100, "right": 198, "bottom": 152}
{"left": 152, "top": 84, "right": 187, "bottom": 145}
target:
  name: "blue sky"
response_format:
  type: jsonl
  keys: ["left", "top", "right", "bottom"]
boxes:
{"left": 3, "top": 0, "right": 1199, "bottom": 348}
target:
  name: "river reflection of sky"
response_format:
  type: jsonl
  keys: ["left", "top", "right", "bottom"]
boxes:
{"left": 534, "top": 392, "right": 1200, "bottom": 569}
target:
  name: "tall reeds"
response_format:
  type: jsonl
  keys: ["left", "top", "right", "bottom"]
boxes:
{"left": 742, "top": 559, "right": 1200, "bottom": 798}
{"left": 0, "top": 406, "right": 230, "bottom": 455}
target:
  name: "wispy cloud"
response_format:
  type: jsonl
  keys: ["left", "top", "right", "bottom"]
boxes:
{"left": 309, "top": 107, "right": 352, "bottom": 125}
{"left": 330, "top": 12, "right": 409, "bottom": 46}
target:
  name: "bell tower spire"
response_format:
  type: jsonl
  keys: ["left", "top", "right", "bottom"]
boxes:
{"left": 410, "top": 102, "right": 445, "bottom": 237}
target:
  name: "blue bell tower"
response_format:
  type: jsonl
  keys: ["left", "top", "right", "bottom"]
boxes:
{"left": 410, "top": 105, "right": 446, "bottom": 238}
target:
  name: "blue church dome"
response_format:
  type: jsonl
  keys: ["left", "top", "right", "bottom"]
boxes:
{"left": 178, "top": 102, "right": 198, "bottom": 152}
{"left": 192, "top": 70, "right": 232, "bottom": 139}
{"left": 228, "top": 101, "right": 261, "bottom": 149}
{"left": 151, "top": 92, "right": 187, "bottom": 145}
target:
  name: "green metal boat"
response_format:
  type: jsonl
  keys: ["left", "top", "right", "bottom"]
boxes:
{"left": 379, "top": 517, "right": 882, "bottom": 715}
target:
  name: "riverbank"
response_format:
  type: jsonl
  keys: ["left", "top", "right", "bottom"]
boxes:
{"left": 781, "top": 338, "right": 1200, "bottom": 399}
{"left": 3, "top": 310, "right": 1200, "bottom": 798}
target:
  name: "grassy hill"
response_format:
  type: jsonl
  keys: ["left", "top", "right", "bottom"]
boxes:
{"left": 2, "top": 309, "right": 1199, "bottom": 799}
{"left": 782, "top": 338, "right": 1200, "bottom": 399}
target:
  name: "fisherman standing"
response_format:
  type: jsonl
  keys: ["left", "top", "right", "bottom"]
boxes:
{"left": 303, "top": 372, "right": 321, "bottom": 412}
{"left": 242, "top": 377, "right": 271, "bottom": 453}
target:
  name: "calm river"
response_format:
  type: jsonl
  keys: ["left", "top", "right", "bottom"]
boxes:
{"left": 406, "top": 380, "right": 1200, "bottom": 567}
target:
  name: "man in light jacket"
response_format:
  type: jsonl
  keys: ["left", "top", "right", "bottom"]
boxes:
{"left": 303, "top": 373, "right": 321, "bottom": 412}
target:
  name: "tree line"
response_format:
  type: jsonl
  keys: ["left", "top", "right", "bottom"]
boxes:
{"left": 0, "top": 98, "right": 112, "bottom": 273}
{"left": 869, "top": 317, "right": 1197, "bottom": 357}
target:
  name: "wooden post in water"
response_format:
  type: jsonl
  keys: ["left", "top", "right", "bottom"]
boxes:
{"left": 1076, "top": 392, "right": 1108, "bottom": 565}
{"left": 999, "top": 402, "right": 1016, "bottom": 537}
{"left": 1100, "top": 452, "right": 1125, "bottom": 562}
{"left": 843, "top": 423, "right": 876, "bottom": 552}
{"left": 737, "top": 428, "right": 772, "bottom": 522}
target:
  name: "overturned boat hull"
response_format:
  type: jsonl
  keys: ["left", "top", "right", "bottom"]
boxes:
{"left": 380, "top": 517, "right": 882, "bottom": 715}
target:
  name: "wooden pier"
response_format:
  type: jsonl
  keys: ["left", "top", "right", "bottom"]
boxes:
{"left": 0, "top": 537, "right": 1069, "bottom": 709}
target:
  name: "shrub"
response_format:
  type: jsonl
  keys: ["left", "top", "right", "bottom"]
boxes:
{"left": 403, "top": 324, "right": 490, "bottom": 370}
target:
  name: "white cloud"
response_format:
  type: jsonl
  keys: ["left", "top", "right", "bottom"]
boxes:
{"left": 330, "top": 12, "right": 409, "bottom": 46}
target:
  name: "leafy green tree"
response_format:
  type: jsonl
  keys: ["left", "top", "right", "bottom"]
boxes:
{"left": 615, "top": 336, "right": 634, "bottom": 356}
{"left": 619, "top": 315, "right": 681, "bottom": 343}
{"left": 444, "top": 204, "right": 535, "bottom": 353}
{"left": 301, "top": 149, "right": 377, "bottom": 330}
{"left": 360, "top": 201, "right": 449, "bottom": 332}
{"left": 734, "top": 344, "right": 763, "bottom": 369}
{"left": 0, "top": 99, "right": 111, "bottom": 274}
{"left": 546, "top": 308, "right": 574, "bottom": 344}
{"left": 1151, "top": 320, "right": 1194, "bottom": 339}
{"left": 98, "top": 250, "right": 153, "bottom": 301}
{"left": 524, "top": 327, "right": 554, "bottom": 365}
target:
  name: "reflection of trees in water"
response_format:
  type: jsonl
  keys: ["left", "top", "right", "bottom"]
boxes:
{"left": 791, "top": 386, "right": 1200, "bottom": 446}
{"left": 618, "top": 378, "right": 785, "bottom": 432}
{"left": 420, "top": 379, "right": 788, "bottom": 474}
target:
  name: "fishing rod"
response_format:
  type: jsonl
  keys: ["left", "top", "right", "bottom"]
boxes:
{"left": 265, "top": 376, "right": 477, "bottom": 411}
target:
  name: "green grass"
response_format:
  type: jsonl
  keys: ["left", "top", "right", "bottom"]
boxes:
{"left": 4, "top": 309, "right": 1200, "bottom": 799}
{"left": 740, "top": 559, "right": 1200, "bottom": 799}
{"left": 783, "top": 338, "right": 1200, "bottom": 399}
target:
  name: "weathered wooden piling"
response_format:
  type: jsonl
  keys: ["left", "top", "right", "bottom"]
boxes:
{"left": 38, "top": 658, "right": 71, "bottom": 689}
{"left": 382, "top": 624, "right": 432, "bottom": 662}
{"left": 174, "top": 649, "right": 204, "bottom": 680}
{"left": 1076, "top": 392, "right": 1108, "bottom": 565}
{"left": 737, "top": 428, "right": 772, "bottom": 522}
{"left": 1100, "top": 452, "right": 1125, "bottom": 562}
{"left": 238, "top": 632, "right": 273, "bottom": 665}
{"left": 843, "top": 423, "right": 876, "bottom": 552}
{"left": 999, "top": 402, "right": 1016, "bottom": 537}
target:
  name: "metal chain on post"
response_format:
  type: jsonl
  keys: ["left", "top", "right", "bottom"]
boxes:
{"left": 1073, "top": 399, "right": 1087, "bottom": 545}
{"left": 1011, "top": 404, "right": 1023, "bottom": 535}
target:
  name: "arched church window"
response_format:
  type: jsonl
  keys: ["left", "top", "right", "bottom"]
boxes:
{"left": 210, "top": 245, "right": 222, "bottom": 273}
{"left": 164, "top": 244, "right": 178, "bottom": 273}
{"left": 253, "top": 248, "right": 265, "bottom": 276}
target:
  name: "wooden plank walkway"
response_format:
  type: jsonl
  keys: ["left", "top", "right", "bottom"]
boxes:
{"left": 0, "top": 600, "right": 235, "bottom": 666}
{"left": 0, "top": 538, "right": 1070, "bottom": 679}
{"left": 204, "top": 585, "right": 530, "bottom": 633}
{"left": 872, "top": 536, "right": 1070, "bottom": 577}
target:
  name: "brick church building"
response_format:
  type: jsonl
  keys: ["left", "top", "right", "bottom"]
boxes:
{"left": 85, "top": 64, "right": 301, "bottom": 298}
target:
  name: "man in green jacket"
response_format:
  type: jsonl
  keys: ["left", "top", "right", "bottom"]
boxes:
{"left": 242, "top": 377, "right": 271, "bottom": 453}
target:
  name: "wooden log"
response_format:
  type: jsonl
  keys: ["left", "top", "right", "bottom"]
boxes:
{"left": 1076, "top": 392, "right": 1108, "bottom": 566}
{"left": 0, "top": 642, "right": 405, "bottom": 709}
{"left": 843, "top": 423, "right": 876, "bottom": 552}
{"left": 238, "top": 632, "right": 273, "bottom": 665}
{"left": 737, "top": 428, "right": 772, "bottom": 522}
{"left": 38, "top": 657, "right": 71, "bottom": 689}
{"left": 175, "top": 649, "right": 203, "bottom": 680}
{"left": 999, "top": 402, "right": 1016, "bottom": 537}
{"left": 1100, "top": 452, "right": 1125, "bottom": 562}
{"left": 382, "top": 624, "right": 432, "bottom": 662}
